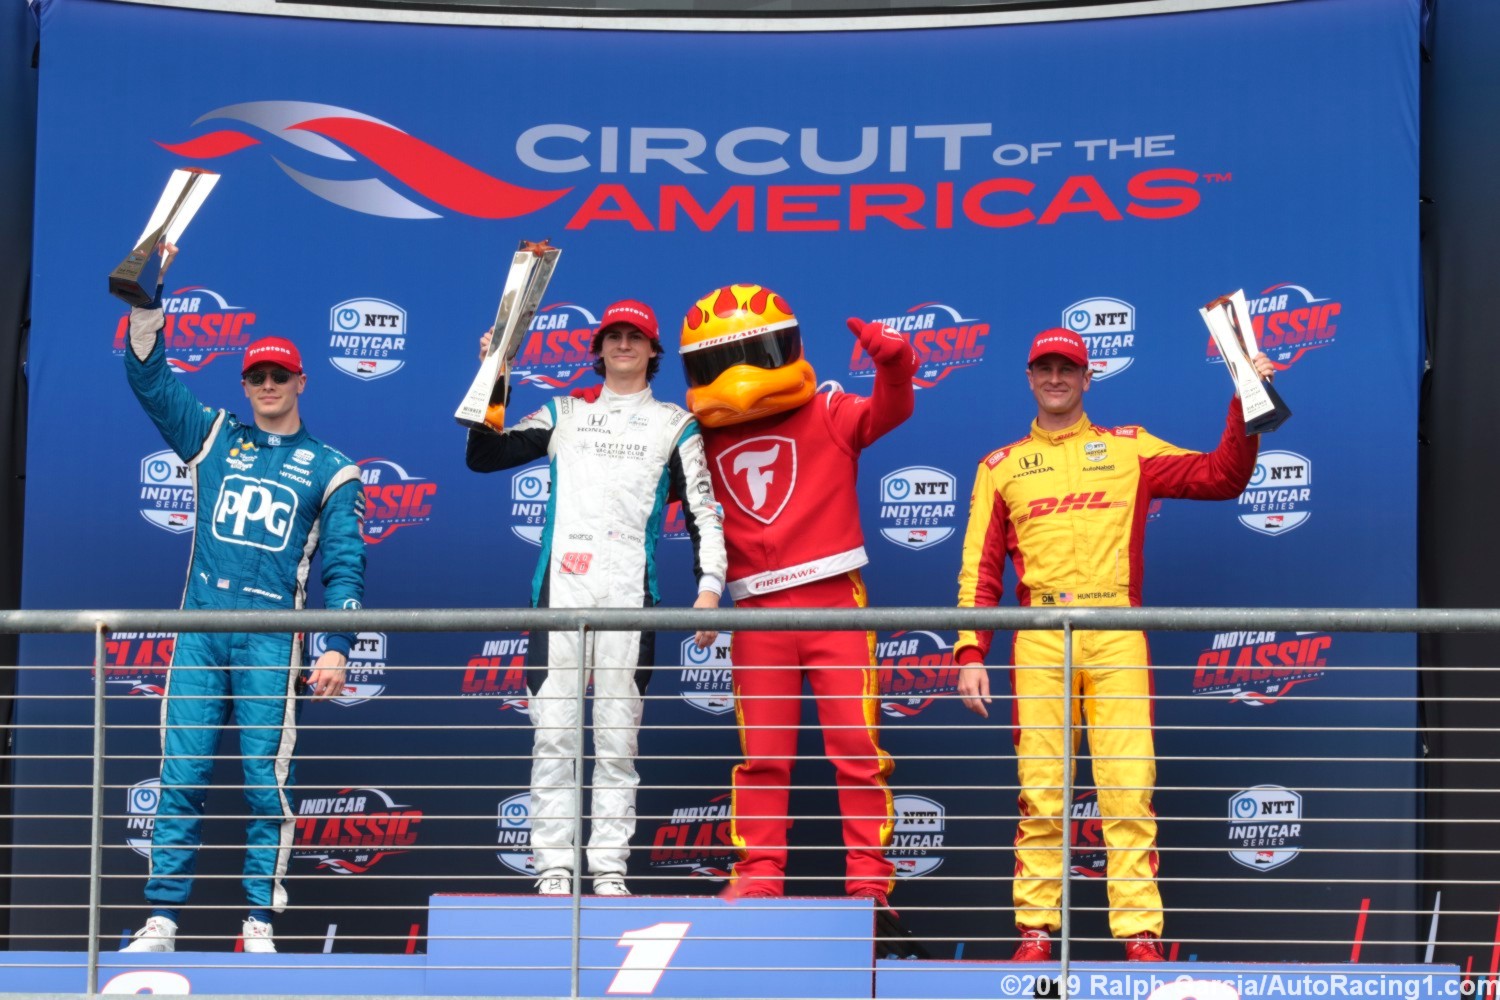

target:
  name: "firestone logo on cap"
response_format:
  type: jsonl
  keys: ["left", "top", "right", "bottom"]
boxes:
{"left": 1028, "top": 328, "right": 1089, "bottom": 367}
{"left": 243, "top": 336, "right": 303, "bottom": 374}
{"left": 597, "top": 300, "right": 659, "bottom": 342}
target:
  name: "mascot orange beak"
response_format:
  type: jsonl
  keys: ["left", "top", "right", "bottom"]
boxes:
{"left": 687, "top": 359, "right": 817, "bottom": 428}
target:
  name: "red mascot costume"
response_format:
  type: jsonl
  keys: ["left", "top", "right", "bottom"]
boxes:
{"left": 678, "top": 284, "right": 918, "bottom": 905}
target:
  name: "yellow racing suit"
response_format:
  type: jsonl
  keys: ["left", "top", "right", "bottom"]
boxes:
{"left": 955, "top": 397, "right": 1256, "bottom": 937}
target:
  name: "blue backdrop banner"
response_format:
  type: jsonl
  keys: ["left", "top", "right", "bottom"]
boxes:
{"left": 15, "top": 0, "right": 1419, "bottom": 962}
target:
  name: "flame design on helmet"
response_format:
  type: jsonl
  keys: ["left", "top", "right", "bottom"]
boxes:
{"left": 679, "top": 284, "right": 816, "bottom": 427}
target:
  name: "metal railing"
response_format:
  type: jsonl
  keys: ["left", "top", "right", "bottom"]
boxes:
{"left": 1, "top": 605, "right": 1496, "bottom": 997}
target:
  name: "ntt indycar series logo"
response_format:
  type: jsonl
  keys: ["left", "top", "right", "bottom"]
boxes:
{"left": 308, "top": 632, "right": 388, "bottom": 706}
{"left": 511, "top": 463, "right": 551, "bottom": 545}
{"left": 1238, "top": 450, "right": 1311, "bottom": 536}
{"left": 328, "top": 298, "right": 407, "bottom": 380}
{"left": 100, "top": 633, "right": 173, "bottom": 696}
{"left": 878, "top": 466, "right": 957, "bottom": 551}
{"left": 293, "top": 787, "right": 422, "bottom": 874}
{"left": 1228, "top": 785, "right": 1303, "bottom": 871}
{"left": 648, "top": 792, "right": 736, "bottom": 880}
{"left": 890, "top": 794, "right": 946, "bottom": 878}
{"left": 160, "top": 103, "right": 1208, "bottom": 232}
{"left": 497, "top": 792, "right": 536, "bottom": 875}
{"left": 514, "top": 303, "right": 600, "bottom": 391}
{"left": 850, "top": 303, "right": 988, "bottom": 390}
{"left": 359, "top": 458, "right": 437, "bottom": 543}
{"left": 464, "top": 634, "right": 531, "bottom": 716}
{"left": 1193, "top": 631, "right": 1331, "bottom": 705}
{"left": 139, "top": 449, "right": 194, "bottom": 534}
{"left": 878, "top": 631, "right": 960, "bottom": 719}
{"left": 112, "top": 286, "right": 257, "bottom": 372}
{"left": 124, "top": 777, "right": 161, "bottom": 857}
{"left": 1064, "top": 297, "right": 1136, "bottom": 380}
{"left": 1207, "top": 284, "right": 1342, "bottom": 370}
{"left": 679, "top": 634, "right": 734, "bottom": 715}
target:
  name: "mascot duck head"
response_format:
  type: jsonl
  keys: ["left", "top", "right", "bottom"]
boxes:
{"left": 679, "top": 284, "right": 817, "bottom": 428}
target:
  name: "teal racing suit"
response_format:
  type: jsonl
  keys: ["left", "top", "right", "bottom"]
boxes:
{"left": 125, "top": 305, "right": 366, "bottom": 912}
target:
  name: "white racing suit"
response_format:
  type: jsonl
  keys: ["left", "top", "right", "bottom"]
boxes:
{"left": 466, "top": 386, "right": 726, "bottom": 878}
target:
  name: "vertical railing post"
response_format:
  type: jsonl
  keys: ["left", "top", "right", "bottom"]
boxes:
{"left": 1059, "top": 620, "right": 1074, "bottom": 999}
{"left": 87, "top": 621, "right": 108, "bottom": 994}
{"left": 570, "top": 621, "right": 588, "bottom": 1000}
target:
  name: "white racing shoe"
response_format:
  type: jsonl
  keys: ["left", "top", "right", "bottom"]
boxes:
{"left": 536, "top": 870, "right": 573, "bottom": 896}
{"left": 240, "top": 918, "right": 276, "bottom": 954}
{"left": 593, "top": 877, "right": 632, "bottom": 897}
{"left": 121, "top": 915, "right": 178, "bottom": 953}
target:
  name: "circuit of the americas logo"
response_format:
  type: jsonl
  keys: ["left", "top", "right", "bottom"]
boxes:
{"left": 292, "top": 787, "right": 421, "bottom": 874}
{"left": 1228, "top": 785, "right": 1303, "bottom": 871}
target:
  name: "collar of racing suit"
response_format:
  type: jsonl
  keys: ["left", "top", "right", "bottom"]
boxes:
{"left": 1029, "top": 411, "right": 1094, "bottom": 447}
{"left": 244, "top": 422, "right": 310, "bottom": 448}
{"left": 598, "top": 385, "right": 653, "bottom": 411}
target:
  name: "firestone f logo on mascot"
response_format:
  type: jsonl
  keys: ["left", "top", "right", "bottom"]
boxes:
{"left": 679, "top": 283, "right": 920, "bottom": 917}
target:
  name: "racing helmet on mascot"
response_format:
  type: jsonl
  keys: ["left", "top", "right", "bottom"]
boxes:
{"left": 679, "top": 284, "right": 817, "bottom": 428}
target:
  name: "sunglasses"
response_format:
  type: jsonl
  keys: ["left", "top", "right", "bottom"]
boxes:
{"left": 244, "top": 369, "right": 295, "bottom": 387}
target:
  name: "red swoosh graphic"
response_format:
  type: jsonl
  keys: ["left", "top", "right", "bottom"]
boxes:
{"left": 289, "top": 117, "right": 571, "bottom": 219}
{"left": 525, "top": 371, "right": 589, "bottom": 389}
{"left": 156, "top": 131, "right": 262, "bottom": 158}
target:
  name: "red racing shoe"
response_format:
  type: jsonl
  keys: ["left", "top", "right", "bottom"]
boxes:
{"left": 1123, "top": 932, "right": 1165, "bottom": 962}
{"left": 1011, "top": 927, "right": 1052, "bottom": 962}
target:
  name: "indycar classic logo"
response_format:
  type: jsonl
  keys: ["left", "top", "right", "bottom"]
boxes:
{"left": 513, "top": 303, "right": 600, "bottom": 391}
{"left": 139, "top": 449, "right": 194, "bottom": 534}
{"left": 648, "top": 793, "right": 736, "bottom": 881}
{"left": 678, "top": 634, "right": 735, "bottom": 716}
{"left": 124, "top": 777, "right": 161, "bottom": 857}
{"left": 510, "top": 463, "right": 552, "bottom": 545}
{"left": 877, "top": 631, "right": 960, "bottom": 719}
{"left": 1193, "top": 631, "right": 1331, "bottom": 705}
{"left": 293, "top": 787, "right": 422, "bottom": 874}
{"left": 1070, "top": 790, "right": 1108, "bottom": 878}
{"left": 890, "top": 794, "right": 946, "bottom": 878}
{"left": 464, "top": 634, "right": 531, "bottom": 716}
{"left": 1238, "top": 450, "right": 1311, "bottom": 536}
{"left": 1206, "top": 283, "right": 1342, "bottom": 370}
{"left": 112, "top": 286, "right": 257, "bottom": 372}
{"left": 100, "top": 633, "right": 173, "bottom": 696}
{"left": 161, "top": 104, "right": 1208, "bottom": 232}
{"left": 1063, "top": 296, "right": 1136, "bottom": 380}
{"left": 877, "top": 466, "right": 957, "bottom": 550}
{"left": 328, "top": 298, "right": 407, "bottom": 380}
{"left": 850, "top": 303, "right": 988, "bottom": 389}
{"left": 358, "top": 458, "right": 437, "bottom": 543}
{"left": 497, "top": 792, "right": 536, "bottom": 875}
{"left": 308, "top": 632, "right": 388, "bottom": 706}
{"left": 1228, "top": 785, "right": 1303, "bottom": 872}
